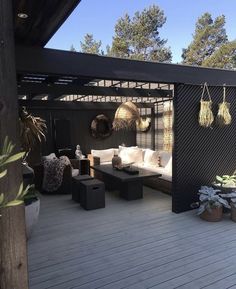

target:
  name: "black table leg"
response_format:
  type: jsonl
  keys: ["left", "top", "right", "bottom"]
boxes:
{"left": 119, "top": 180, "right": 143, "bottom": 200}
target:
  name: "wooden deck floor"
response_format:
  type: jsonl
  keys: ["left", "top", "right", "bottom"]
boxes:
{"left": 28, "top": 187, "right": 236, "bottom": 289}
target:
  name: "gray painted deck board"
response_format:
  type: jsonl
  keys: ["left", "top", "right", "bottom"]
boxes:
{"left": 28, "top": 187, "right": 236, "bottom": 289}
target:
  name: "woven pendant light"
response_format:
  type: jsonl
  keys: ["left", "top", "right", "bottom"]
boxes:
{"left": 113, "top": 101, "right": 140, "bottom": 130}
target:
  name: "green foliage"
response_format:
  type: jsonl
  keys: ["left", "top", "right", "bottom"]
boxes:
{"left": 202, "top": 41, "right": 236, "bottom": 69}
{"left": 107, "top": 5, "right": 172, "bottom": 62}
{"left": 182, "top": 13, "right": 231, "bottom": 68}
{"left": 19, "top": 106, "right": 47, "bottom": 154}
{"left": 215, "top": 175, "right": 236, "bottom": 187}
{"left": 80, "top": 33, "right": 102, "bottom": 55}
{"left": 197, "top": 186, "right": 230, "bottom": 215}
{"left": 0, "top": 137, "right": 29, "bottom": 212}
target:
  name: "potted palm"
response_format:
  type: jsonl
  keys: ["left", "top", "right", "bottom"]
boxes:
{"left": 19, "top": 107, "right": 47, "bottom": 238}
{"left": 198, "top": 186, "right": 230, "bottom": 222}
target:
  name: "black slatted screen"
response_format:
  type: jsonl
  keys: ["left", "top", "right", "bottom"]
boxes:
{"left": 172, "top": 84, "right": 236, "bottom": 213}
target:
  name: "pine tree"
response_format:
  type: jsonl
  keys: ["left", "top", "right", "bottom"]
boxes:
{"left": 182, "top": 13, "right": 228, "bottom": 66}
{"left": 202, "top": 41, "right": 236, "bottom": 69}
{"left": 108, "top": 5, "right": 172, "bottom": 62}
{"left": 80, "top": 33, "right": 102, "bottom": 55}
{"left": 70, "top": 44, "right": 76, "bottom": 52}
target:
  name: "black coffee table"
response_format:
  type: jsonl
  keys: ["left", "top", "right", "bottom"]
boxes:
{"left": 90, "top": 164, "right": 162, "bottom": 200}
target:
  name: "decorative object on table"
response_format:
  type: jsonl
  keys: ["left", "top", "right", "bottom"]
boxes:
{"left": 75, "top": 144, "right": 85, "bottom": 159}
{"left": 216, "top": 85, "right": 232, "bottom": 126}
{"left": 90, "top": 114, "right": 113, "bottom": 139}
{"left": 198, "top": 82, "right": 214, "bottom": 128}
{"left": 19, "top": 106, "right": 47, "bottom": 162}
{"left": 112, "top": 154, "right": 122, "bottom": 168}
{"left": 197, "top": 186, "right": 230, "bottom": 222}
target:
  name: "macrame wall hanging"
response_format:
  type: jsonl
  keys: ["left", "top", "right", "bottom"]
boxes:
{"left": 198, "top": 82, "right": 214, "bottom": 128}
{"left": 217, "top": 85, "right": 232, "bottom": 126}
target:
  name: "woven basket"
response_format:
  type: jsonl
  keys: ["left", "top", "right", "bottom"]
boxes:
{"left": 113, "top": 101, "right": 140, "bottom": 130}
{"left": 198, "top": 83, "right": 214, "bottom": 128}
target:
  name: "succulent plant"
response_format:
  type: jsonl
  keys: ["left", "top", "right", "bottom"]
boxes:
{"left": 197, "top": 186, "right": 230, "bottom": 215}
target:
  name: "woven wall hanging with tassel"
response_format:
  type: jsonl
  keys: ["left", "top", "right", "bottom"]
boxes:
{"left": 217, "top": 85, "right": 232, "bottom": 126}
{"left": 198, "top": 82, "right": 214, "bottom": 128}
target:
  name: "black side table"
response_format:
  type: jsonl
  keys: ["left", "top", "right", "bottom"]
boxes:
{"left": 72, "top": 174, "right": 93, "bottom": 203}
{"left": 80, "top": 179, "right": 105, "bottom": 210}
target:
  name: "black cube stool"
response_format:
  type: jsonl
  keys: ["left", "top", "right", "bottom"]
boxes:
{"left": 72, "top": 175, "right": 93, "bottom": 203}
{"left": 80, "top": 179, "right": 105, "bottom": 210}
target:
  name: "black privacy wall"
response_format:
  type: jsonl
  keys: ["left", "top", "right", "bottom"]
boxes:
{"left": 172, "top": 84, "right": 236, "bottom": 213}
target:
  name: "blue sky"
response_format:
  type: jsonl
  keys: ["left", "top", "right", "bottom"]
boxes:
{"left": 46, "top": 0, "right": 236, "bottom": 63}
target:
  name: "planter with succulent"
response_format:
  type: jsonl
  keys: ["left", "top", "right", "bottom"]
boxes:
{"left": 197, "top": 186, "right": 230, "bottom": 222}
{"left": 218, "top": 192, "right": 236, "bottom": 222}
{"left": 213, "top": 175, "right": 236, "bottom": 193}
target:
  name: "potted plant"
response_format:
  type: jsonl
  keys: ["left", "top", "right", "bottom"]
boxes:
{"left": 219, "top": 192, "right": 236, "bottom": 222}
{"left": 24, "top": 186, "right": 40, "bottom": 238}
{"left": 213, "top": 174, "right": 236, "bottom": 192}
{"left": 197, "top": 186, "right": 230, "bottom": 222}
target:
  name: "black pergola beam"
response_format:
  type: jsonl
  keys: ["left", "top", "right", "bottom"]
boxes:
{"left": 16, "top": 46, "right": 236, "bottom": 86}
{"left": 18, "top": 83, "right": 172, "bottom": 98}
{"left": 19, "top": 100, "right": 154, "bottom": 110}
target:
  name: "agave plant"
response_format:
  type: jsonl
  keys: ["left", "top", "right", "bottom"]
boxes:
{"left": 19, "top": 106, "right": 47, "bottom": 155}
{"left": 219, "top": 192, "right": 236, "bottom": 208}
{"left": 0, "top": 137, "right": 29, "bottom": 213}
{"left": 215, "top": 175, "right": 236, "bottom": 187}
{"left": 197, "top": 186, "right": 230, "bottom": 215}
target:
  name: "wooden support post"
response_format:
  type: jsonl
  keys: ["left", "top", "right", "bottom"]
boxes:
{"left": 0, "top": 1, "right": 29, "bottom": 289}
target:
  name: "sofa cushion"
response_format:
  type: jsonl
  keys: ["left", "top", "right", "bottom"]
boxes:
{"left": 144, "top": 149, "right": 159, "bottom": 167}
{"left": 91, "top": 148, "right": 114, "bottom": 163}
{"left": 159, "top": 151, "right": 172, "bottom": 167}
{"left": 165, "top": 157, "right": 172, "bottom": 172}
{"left": 119, "top": 147, "right": 143, "bottom": 164}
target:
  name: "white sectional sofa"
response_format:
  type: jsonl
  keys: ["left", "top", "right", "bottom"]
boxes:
{"left": 88, "top": 146, "right": 172, "bottom": 194}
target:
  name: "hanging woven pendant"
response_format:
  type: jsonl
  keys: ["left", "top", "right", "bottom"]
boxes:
{"left": 113, "top": 101, "right": 140, "bottom": 130}
{"left": 217, "top": 86, "right": 232, "bottom": 126}
{"left": 198, "top": 83, "right": 214, "bottom": 128}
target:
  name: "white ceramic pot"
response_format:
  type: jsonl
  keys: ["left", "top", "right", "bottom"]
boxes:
{"left": 25, "top": 199, "right": 40, "bottom": 239}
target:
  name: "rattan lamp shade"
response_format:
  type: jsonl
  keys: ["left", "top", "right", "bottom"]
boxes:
{"left": 113, "top": 101, "right": 140, "bottom": 130}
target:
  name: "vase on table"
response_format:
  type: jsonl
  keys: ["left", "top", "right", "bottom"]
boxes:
{"left": 112, "top": 155, "right": 122, "bottom": 168}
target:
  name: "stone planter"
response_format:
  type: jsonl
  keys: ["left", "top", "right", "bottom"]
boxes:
{"left": 25, "top": 198, "right": 40, "bottom": 239}
{"left": 200, "top": 206, "right": 223, "bottom": 222}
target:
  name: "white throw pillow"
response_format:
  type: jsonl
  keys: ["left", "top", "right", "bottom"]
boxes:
{"left": 91, "top": 148, "right": 114, "bottom": 163}
{"left": 159, "top": 151, "right": 172, "bottom": 167}
{"left": 144, "top": 149, "right": 159, "bottom": 167}
{"left": 165, "top": 157, "right": 172, "bottom": 172}
{"left": 119, "top": 147, "right": 143, "bottom": 164}
{"left": 118, "top": 145, "right": 138, "bottom": 154}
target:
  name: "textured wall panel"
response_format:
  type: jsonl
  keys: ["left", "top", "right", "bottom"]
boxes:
{"left": 172, "top": 84, "right": 236, "bottom": 213}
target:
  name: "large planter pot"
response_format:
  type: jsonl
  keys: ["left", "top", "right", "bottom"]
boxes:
{"left": 25, "top": 198, "right": 40, "bottom": 239}
{"left": 200, "top": 206, "right": 223, "bottom": 222}
{"left": 231, "top": 204, "right": 236, "bottom": 222}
